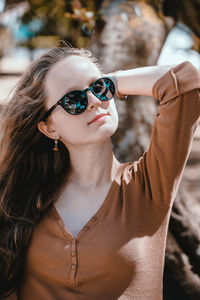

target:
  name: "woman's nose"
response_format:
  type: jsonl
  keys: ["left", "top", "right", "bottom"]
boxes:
{"left": 86, "top": 91, "right": 102, "bottom": 111}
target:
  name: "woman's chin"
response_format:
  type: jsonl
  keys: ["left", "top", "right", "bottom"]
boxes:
{"left": 93, "top": 124, "right": 118, "bottom": 140}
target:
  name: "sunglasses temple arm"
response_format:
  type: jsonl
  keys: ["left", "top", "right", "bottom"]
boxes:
{"left": 42, "top": 103, "right": 59, "bottom": 121}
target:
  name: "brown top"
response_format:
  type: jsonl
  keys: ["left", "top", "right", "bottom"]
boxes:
{"left": 8, "top": 62, "right": 200, "bottom": 300}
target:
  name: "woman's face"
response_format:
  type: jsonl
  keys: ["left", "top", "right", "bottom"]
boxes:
{"left": 41, "top": 55, "right": 119, "bottom": 147}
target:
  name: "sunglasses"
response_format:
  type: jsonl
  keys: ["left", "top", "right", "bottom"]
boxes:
{"left": 42, "top": 77, "right": 116, "bottom": 120}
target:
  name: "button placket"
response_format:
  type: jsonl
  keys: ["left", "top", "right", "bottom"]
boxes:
{"left": 68, "top": 217, "right": 99, "bottom": 285}
{"left": 70, "top": 239, "right": 78, "bottom": 285}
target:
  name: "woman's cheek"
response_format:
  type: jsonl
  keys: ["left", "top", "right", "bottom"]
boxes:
{"left": 110, "top": 103, "right": 119, "bottom": 128}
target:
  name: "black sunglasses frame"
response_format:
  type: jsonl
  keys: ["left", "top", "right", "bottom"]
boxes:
{"left": 42, "top": 77, "right": 116, "bottom": 121}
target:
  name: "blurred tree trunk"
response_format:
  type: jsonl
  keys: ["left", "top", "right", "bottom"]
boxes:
{"left": 90, "top": 0, "right": 200, "bottom": 299}
{"left": 91, "top": 0, "right": 173, "bottom": 162}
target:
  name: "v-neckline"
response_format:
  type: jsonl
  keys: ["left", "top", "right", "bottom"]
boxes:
{"left": 51, "top": 162, "right": 128, "bottom": 240}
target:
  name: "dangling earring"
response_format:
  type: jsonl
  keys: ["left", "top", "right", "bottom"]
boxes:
{"left": 53, "top": 139, "right": 59, "bottom": 151}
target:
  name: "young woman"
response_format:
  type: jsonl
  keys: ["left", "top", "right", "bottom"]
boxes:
{"left": 0, "top": 46, "right": 199, "bottom": 300}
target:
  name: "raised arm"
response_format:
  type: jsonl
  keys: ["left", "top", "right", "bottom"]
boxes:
{"left": 112, "top": 62, "right": 200, "bottom": 206}
{"left": 112, "top": 64, "right": 175, "bottom": 97}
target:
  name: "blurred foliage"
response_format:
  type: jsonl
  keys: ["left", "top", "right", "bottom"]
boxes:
{"left": 4, "top": 0, "right": 200, "bottom": 51}
{"left": 5, "top": 0, "right": 104, "bottom": 48}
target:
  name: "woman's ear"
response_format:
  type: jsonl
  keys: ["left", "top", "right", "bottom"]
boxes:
{"left": 37, "top": 121, "right": 59, "bottom": 140}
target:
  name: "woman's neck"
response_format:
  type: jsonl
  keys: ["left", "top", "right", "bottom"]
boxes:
{"left": 66, "top": 139, "right": 121, "bottom": 189}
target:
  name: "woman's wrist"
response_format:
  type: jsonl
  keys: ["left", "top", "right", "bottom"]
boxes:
{"left": 112, "top": 70, "right": 128, "bottom": 101}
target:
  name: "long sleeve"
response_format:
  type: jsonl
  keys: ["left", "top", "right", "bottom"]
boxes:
{"left": 134, "top": 61, "right": 200, "bottom": 206}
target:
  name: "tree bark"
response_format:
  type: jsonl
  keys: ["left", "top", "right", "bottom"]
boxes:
{"left": 90, "top": 0, "right": 200, "bottom": 299}
{"left": 90, "top": 0, "right": 172, "bottom": 162}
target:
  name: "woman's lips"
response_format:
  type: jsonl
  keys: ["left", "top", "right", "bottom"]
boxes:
{"left": 88, "top": 113, "right": 109, "bottom": 125}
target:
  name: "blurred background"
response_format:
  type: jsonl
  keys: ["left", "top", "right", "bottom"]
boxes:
{"left": 0, "top": 0, "right": 199, "bottom": 299}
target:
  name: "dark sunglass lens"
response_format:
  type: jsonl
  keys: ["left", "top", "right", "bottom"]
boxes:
{"left": 63, "top": 91, "right": 87, "bottom": 115}
{"left": 92, "top": 78, "right": 115, "bottom": 100}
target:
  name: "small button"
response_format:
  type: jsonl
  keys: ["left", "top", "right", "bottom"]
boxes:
{"left": 91, "top": 217, "right": 97, "bottom": 222}
{"left": 71, "top": 251, "right": 76, "bottom": 257}
{"left": 72, "top": 264, "right": 77, "bottom": 270}
{"left": 83, "top": 225, "right": 89, "bottom": 231}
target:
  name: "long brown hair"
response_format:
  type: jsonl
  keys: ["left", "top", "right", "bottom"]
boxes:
{"left": 0, "top": 46, "right": 98, "bottom": 297}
